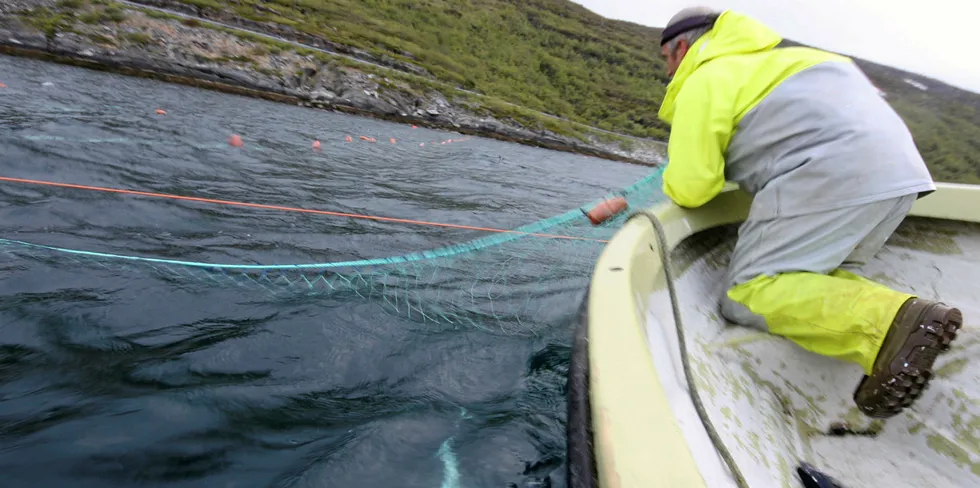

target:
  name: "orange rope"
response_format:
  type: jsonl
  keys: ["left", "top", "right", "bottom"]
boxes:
{"left": 0, "top": 176, "right": 608, "bottom": 243}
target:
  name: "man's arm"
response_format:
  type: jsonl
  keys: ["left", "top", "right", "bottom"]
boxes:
{"left": 661, "top": 70, "right": 734, "bottom": 208}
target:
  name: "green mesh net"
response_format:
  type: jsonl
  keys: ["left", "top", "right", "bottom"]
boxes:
{"left": 0, "top": 168, "right": 666, "bottom": 334}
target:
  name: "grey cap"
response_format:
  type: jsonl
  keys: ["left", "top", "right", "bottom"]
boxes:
{"left": 661, "top": 6, "right": 721, "bottom": 46}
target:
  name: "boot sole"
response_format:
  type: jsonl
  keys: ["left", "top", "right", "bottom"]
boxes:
{"left": 854, "top": 306, "right": 962, "bottom": 418}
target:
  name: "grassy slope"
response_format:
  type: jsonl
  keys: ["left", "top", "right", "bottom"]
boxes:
{"left": 33, "top": 0, "right": 980, "bottom": 183}
{"left": 176, "top": 0, "right": 675, "bottom": 139}
{"left": 169, "top": 0, "right": 980, "bottom": 183}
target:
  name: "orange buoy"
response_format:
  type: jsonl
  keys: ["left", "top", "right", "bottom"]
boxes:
{"left": 389, "top": 138, "right": 396, "bottom": 144}
{"left": 155, "top": 109, "right": 166, "bottom": 115}
{"left": 345, "top": 135, "right": 353, "bottom": 142}
{"left": 411, "top": 125, "right": 418, "bottom": 129}
{"left": 0, "top": 82, "right": 6, "bottom": 88}
{"left": 313, "top": 140, "right": 321, "bottom": 150}
{"left": 228, "top": 134, "right": 243, "bottom": 147}
{"left": 583, "top": 197, "right": 628, "bottom": 225}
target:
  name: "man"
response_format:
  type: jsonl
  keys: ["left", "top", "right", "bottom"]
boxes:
{"left": 656, "top": 6, "right": 963, "bottom": 418}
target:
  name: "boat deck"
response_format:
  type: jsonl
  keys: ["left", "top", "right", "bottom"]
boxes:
{"left": 645, "top": 217, "right": 980, "bottom": 487}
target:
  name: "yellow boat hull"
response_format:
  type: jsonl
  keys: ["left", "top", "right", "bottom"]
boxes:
{"left": 568, "top": 183, "right": 980, "bottom": 488}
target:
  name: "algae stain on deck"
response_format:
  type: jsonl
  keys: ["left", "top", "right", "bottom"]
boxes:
{"left": 926, "top": 433, "right": 980, "bottom": 476}
{"left": 938, "top": 357, "right": 970, "bottom": 377}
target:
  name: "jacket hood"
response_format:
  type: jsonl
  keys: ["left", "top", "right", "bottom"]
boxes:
{"left": 658, "top": 11, "right": 783, "bottom": 124}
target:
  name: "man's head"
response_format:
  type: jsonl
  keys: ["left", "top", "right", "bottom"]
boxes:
{"left": 660, "top": 6, "right": 721, "bottom": 77}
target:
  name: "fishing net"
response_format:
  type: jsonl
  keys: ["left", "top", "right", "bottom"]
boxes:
{"left": 0, "top": 168, "right": 666, "bottom": 334}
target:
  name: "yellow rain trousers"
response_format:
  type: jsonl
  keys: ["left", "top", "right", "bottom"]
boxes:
{"left": 720, "top": 194, "right": 918, "bottom": 375}
{"left": 727, "top": 272, "right": 911, "bottom": 375}
{"left": 657, "top": 11, "right": 936, "bottom": 374}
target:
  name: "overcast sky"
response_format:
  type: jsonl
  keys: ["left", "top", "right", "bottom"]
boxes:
{"left": 573, "top": 0, "right": 980, "bottom": 94}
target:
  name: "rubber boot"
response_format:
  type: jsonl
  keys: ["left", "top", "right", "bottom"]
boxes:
{"left": 853, "top": 298, "right": 963, "bottom": 418}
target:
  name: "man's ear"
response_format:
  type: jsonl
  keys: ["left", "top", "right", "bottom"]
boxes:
{"left": 676, "top": 38, "right": 690, "bottom": 58}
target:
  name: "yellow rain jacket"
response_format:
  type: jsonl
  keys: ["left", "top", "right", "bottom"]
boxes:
{"left": 659, "top": 11, "right": 937, "bottom": 375}
{"left": 658, "top": 11, "right": 935, "bottom": 218}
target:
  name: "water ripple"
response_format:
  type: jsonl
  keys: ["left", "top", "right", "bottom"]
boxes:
{"left": 0, "top": 54, "right": 653, "bottom": 488}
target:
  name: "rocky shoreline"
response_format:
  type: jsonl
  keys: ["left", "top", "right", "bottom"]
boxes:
{"left": 0, "top": 0, "right": 666, "bottom": 165}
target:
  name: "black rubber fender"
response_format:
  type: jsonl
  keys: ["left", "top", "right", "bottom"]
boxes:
{"left": 566, "top": 287, "right": 598, "bottom": 488}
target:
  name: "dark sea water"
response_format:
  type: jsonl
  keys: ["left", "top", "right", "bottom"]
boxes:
{"left": 0, "top": 54, "right": 655, "bottom": 488}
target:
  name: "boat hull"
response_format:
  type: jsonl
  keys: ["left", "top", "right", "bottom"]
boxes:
{"left": 570, "top": 183, "right": 980, "bottom": 487}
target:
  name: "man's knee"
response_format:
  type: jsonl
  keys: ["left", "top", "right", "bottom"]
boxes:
{"left": 720, "top": 292, "right": 770, "bottom": 332}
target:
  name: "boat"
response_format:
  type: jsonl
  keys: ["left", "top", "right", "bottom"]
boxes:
{"left": 566, "top": 182, "right": 980, "bottom": 487}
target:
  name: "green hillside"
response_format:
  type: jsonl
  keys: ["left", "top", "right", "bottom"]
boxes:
{"left": 48, "top": 0, "right": 980, "bottom": 183}
{"left": 145, "top": 0, "right": 675, "bottom": 139}
{"left": 158, "top": 0, "right": 980, "bottom": 183}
